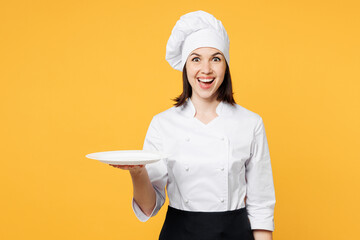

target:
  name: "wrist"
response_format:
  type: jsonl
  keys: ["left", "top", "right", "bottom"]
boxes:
{"left": 253, "top": 230, "right": 273, "bottom": 240}
{"left": 129, "top": 166, "right": 146, "bottom": 177}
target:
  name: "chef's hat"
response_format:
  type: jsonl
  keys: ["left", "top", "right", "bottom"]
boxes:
{"left": 166, "top": 10, "right": 230, "bottom": 71}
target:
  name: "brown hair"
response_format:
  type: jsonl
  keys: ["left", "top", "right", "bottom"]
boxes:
{"left": 172, "top": 62, "right": 236, "bottom": 107}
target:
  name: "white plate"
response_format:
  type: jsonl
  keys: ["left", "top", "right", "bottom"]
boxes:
{"left": 86, "top": 150, "right": 166, "bottom": 165}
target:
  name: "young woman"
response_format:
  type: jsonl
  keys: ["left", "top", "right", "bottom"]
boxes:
{"left": 111, "top": 10, "right": 275, "bottom": 240}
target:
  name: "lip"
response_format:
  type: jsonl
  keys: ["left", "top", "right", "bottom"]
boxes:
{"left": 197, "top": 77, "right": 215, "bottom": 89}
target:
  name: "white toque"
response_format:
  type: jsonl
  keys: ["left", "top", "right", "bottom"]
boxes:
{"left": 165, "top": 10, "right": 230, "bottom": 71}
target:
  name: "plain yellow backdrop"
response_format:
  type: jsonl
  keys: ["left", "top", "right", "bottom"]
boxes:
{"left": 1, "top": 0, "right": 359, "bottom": 239}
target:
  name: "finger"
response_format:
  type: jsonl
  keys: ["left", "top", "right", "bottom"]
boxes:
{"left": 110, "top": 164, "right": 126, "bottom": 169}
{"left": 109, "top": 164, "right": 143, "bottom": 170}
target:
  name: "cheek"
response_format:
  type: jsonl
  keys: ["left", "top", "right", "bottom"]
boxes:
{"left": 216, "top": 65, "right": 226, "bottom": 79}
{"left": 186, "top": 72, "right": 195, "bottom": 84}
{"left": 186, "top": 72, "right": 196, "bottom": 88}
{"left": 187, "top": 78, "right": 197, "bottom": 90}
{"left": 186, "top": 65, "right": 198, "bottom": 75}
{"left": 186, "top": 67, "right": 199, "bottom": 81}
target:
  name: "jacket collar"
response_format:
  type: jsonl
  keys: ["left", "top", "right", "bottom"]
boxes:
{"left": 176, "top": 98, "right": 234, "bottom": 118}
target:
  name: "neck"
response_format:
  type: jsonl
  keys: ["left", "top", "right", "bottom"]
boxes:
{"left": 190, "top": 95, "right": 221, "bottom": 115}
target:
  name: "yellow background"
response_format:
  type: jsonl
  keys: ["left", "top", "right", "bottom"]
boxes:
{"left": 1, "top": 0, "right": 359, "bottom": 239}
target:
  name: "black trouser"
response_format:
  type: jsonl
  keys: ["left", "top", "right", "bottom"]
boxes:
{"left": 159, "top": 206, "right": 255, "bottom": 240}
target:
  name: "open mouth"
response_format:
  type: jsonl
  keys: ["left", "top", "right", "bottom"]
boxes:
{"left": 197, "top": 78, "right": 215, "bottom": 89}
{"left": 197, "top": 78, "right": 215, "bottom": 84}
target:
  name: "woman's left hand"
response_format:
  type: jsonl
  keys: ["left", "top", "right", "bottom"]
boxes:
{"left": 109, "top": 164, "right": 145, "bottom": 175}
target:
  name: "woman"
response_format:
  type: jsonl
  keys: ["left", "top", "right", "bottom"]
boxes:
{"left": 111, "top": 10, "right": 275, "bottom": 240}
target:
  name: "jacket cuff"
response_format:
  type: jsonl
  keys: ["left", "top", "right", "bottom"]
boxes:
{"left": 248, "top": 217, "right": 275, "bottom": 231}
{"left": 131, "top": 191, "right": 162, "bottom": 222}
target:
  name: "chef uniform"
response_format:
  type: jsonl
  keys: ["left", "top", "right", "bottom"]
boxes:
{"left": 132, "top": 10, "right": 275, "bottom": 240}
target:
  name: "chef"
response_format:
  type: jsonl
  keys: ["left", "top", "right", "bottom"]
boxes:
{"left": 111, "top": 10, "right": 276, "bottom": 240}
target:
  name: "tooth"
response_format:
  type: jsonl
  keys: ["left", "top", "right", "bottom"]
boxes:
{"left": 198, "top": 78, "right": 214, "bottom": 82}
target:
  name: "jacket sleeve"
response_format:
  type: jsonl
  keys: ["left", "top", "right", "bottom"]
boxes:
{"left": 245, "top": 116, "right": 276, "bottom": 231}
{"left": 131, "top": 115, "right": 168, "bottom": 222}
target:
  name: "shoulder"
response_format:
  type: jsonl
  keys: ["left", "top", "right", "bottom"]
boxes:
{"left": 150, "top": 105, "right": 178, "bottom": 123}
{"left": 225, "top": 103, "right": 265, "bottom": 135}
{"left": 227, "top": 103, "right": 263, "bottom": 123}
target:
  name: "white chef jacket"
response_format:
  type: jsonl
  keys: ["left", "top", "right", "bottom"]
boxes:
{"left": 132, "top": 98, "right": 276, "bottom": 231}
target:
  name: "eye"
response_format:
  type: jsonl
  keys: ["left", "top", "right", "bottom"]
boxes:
{"left": 213, "top": 57, "right": 221, "bottom": 62}
{"left": 191, "top": 57, "right": 200, "bottom": 62}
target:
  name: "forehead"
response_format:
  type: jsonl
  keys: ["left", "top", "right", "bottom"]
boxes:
{"left": 190, "top": 47, "right": 224, "bottom": 56}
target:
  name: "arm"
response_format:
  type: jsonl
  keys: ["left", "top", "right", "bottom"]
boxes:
{"left": 130, "top": 166, "right": 156, "bottom": 216}
{"left": 111, "top": 116, "right": 167, "bottom": 222}
{"left": 110, "top": 164, "right": 157, "bottom": 216}
{"left": 133, "top": 116, "right": 168, "bottom": 221}
{"left": 253, "top": 230, "right": 272, "bottom": 240}
{"left": 246, "top": 116, "right": 276, "bottom": 232}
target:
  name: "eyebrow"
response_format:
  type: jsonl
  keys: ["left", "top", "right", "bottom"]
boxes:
{"left": 190, "top": 52, "right": 223, "bottom": 57}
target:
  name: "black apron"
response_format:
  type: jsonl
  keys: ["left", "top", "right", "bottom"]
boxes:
{"left": 159, "top": 206, "right": 254, "bottom": 240}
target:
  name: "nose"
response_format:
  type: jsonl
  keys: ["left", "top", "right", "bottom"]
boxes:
{"left": 200, "top": 61, "right": 213, "bottom": 74}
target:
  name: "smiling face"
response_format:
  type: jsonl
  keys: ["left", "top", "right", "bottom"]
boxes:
{"left": 185, "top": 47, "right": 227, "bottom": 102}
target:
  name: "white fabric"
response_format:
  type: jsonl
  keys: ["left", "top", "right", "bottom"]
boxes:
{"left": 166, "top": 10, "right": 230, "bottom": 71}
{"left": 131, "top": 98, "right": 276, "bottom": 231}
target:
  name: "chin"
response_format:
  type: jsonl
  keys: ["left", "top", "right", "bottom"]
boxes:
{"left": 196, "top": 92, "right": 216, "bottom": 100}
